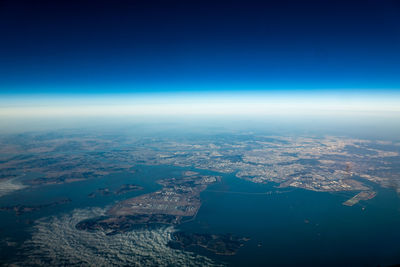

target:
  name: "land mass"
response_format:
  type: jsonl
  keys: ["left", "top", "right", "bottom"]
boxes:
{"left": 1, "top": 132, "right": 398, "bottom": 204}
{"left": 0, "top": 198, "right": 71, "bottom": 216}
{"left": 76, "top": 173, "right": 220, "bottom": 234}
{"left": 88, "top": 184, "right": 143, "bottom": 198}
{"left": 343, "top": 191, "right": 377, "bottom": 206}
{"left": 168, "top": 231, "right": 250, "bottom": 256}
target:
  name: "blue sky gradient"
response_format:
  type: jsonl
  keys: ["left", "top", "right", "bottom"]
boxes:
{"left": 1, "top": 0, "right": 399, "bottom": 96}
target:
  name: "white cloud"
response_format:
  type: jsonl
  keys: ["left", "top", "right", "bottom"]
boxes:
{"left": 14, "top": 207, "right": 220, "bottom": 266}
{"left": 1, "top": 92, "right": 399, "bottom": 117}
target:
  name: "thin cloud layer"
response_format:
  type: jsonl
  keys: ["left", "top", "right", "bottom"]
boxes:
{"left": 12, "top": 208, "right": 220, "bottom": 267}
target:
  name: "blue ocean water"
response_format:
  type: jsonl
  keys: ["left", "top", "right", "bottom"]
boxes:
{"left": 183, "top": 173, "right": 400, "bottom": 266}
{"left": 0, "top": 165, "right": 399, "bottom": 266}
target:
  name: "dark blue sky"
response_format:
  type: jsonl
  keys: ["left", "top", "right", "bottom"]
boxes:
{"left": 1, "top": 0, "right": 399, "bottom": 94}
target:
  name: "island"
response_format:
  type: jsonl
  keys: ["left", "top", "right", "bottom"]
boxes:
{"left": 114, "top": 184, "right": 144, "bottom": 195}
{"left": 0, "top": 198, "right": 71, "bottom": 216}
{"left": 88, "top": 184, "right": 143, "bottom": 198}
{"left": 168, "top": 231, "right": 250, "bottom": 256}
{"left": 343, "top": 191, "right": 377, "bottom": 206}
{"left": 76, "top": 173, "right": 220, "bottom": 234}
